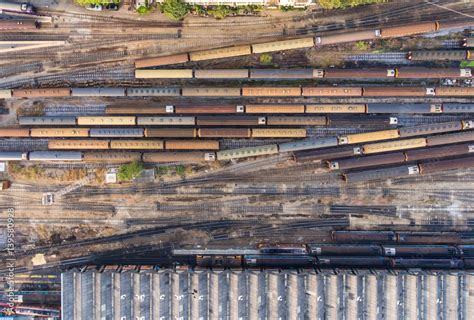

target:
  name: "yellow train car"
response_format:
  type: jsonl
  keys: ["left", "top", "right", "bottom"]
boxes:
{"left": 189, "top": 45, "right": 252, "bottom": 61}
{"left": 251, "top": 128, "right": 307, "bottom": 138}
{"left": 362, "top": 138, "right": 427, "bottom": 154}
{"left": 342, "top": 129, "right": 400, "bottom": 144}
{"left": 77, "top": 116, "right": 136, "bottom": 126}
{"left": 134, "top": 69, "right": 193, "bottom": 79}
{"left": 109, "top": 140, "right": 164, "bottom": 150}
{"left": 251, "top": 37, "right": 315, "bottom": 54}
{"left": 30, "top": 128, "right": 90, "bottom": 137}
{"left": 245, "top": 104, "right": 305, "bottom": 114}
{"left": 48, "top": 140, "right": 109, "bottom": 150}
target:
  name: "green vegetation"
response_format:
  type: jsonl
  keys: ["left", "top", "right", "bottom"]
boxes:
{"left": 318, "top": 0, "right": 386, "bottom": 10}
{"left": 460, "top": 60, "right": 474, "bottom": 67}
{"left": 155, "top": 165, "right": 187, "bottom": 177}
{"left": 175, "top": 165, "right": 186, "bottom": 176}
{"left": 75, "top": 0, "right": 119, "bottom": 7}
{"left": 160, "top": 0, "right": 191, "bottom": 20}
{"left": 259, "top": 53, "right": 273, "bottom": 65}
{"left": 279, "top": 5, "right": 306, "bottom": 12}
{"left": 354, "top": 41, "right": 369, "bottom": 51}
{"left": 136, "top": 0, "right": 154, "bottom": 15}
{"left": 117, "top": 161, "right": 144, "bottom": 181}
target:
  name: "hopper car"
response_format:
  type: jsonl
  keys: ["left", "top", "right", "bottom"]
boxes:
{"left": 134, "top": 21, "right": 445, "bottom": 68}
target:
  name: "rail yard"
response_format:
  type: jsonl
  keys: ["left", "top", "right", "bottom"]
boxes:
{"left": 0, "top": 0, "right": 474, "bottom": 318}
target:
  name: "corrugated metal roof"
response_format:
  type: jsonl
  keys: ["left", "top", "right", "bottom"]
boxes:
{"left": 62, "top": 269, "right": 474, "bottom": 319}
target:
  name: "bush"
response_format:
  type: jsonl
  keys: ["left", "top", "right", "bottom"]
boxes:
{"left": 160, "top": 0, "right": 191, "bottom": 20}
{"left": 175, "top": 165, "right": 185, "bottom": 176}
{"left": 279, "top": 5, "right": 306, "bottom": 12}
{"left": 318, "top": 0, "right": 385, "bottom": 9}
{"left": 137, "top": 3, "right": 154, "bottom": 15}
{"left": 259, "top": 53, "right": 273, "bottom": 65}
{"left": 354, "top": 41, "right": 368, "bottom": 51}
{"left": 117, "top": 161, "right": 144, "bottom": 181}
{"left": 75, "top": 0, "right": 119, "bottom": 7}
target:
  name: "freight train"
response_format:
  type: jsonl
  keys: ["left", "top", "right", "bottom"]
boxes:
{"left": 105, "top": 103, "right": 474, "bottom": 115}
{"left": 190, "top": 235, "right": 474, "bottom": 269}
{"left": 2, "top": 86, "right": 474, "bottom": 99}
{"left": 134, "top": 21, "right": 445, "bottom": 68}
{"left": 135, "top": 67, "right": 472, "bottom": 79}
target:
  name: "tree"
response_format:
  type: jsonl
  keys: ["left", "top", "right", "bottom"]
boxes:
{"left": 161, "top": 0, "right": 190, "bottom": 20}
{"left": 117, "top": 161, "right": 144, "bottom": 181}
{"left": 318, "top": 0, "right": 385, "bottom": 9}
{"left": 259, "top": 53, "right": 273, "bottom": 65}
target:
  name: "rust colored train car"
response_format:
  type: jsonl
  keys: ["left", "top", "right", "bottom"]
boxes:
{"left": 106, "top": 106, "right": 169, "bottom": 114}
{"left": 181, "top": 88, "right": 241, "bottom": 97}
{"left": 362, "top": 87, "right": 430, "bottom": 97}
{"left": 242, "top": 87, "right": 301, "bottom": 97}
{"left": 12, "top": 88, "right": 71, "bottom": 98}
{"left": 324, "top": 69, "right": 393, "bottom": 78}
{"left": 175, "top": 105, "right": 242, "bottom": 114}
{"left": 83, "top": 152, "right": 142, "bottom": 162}
{"left": 30, "top": 128, "right": 89, "bottom": 137}
{"left": 142, "top": 152, "right": 214, "bottom": 162}
{"left": 197, "top": 116, "right": 266, "bottom": 126}
{"left": 0, "top": 128, "right": 30, "bottom": 137}
{"left": 329, "top": 152, "right": 406, "bottom": 170}
{"left": 165, "top": 140, "right": 219, "bottom": 150}
{"left": 419, "top": 156, "right": 474, "bottom": 175}
{"left": 380, "top": 22, "right": 439, "bottom": 38}
{"left": 110, "top": 140, "right": 164, "bottom": 150}
{"left": 396, "top": 68, "right": 471, "bottom": 78}
{"left": 251, "top": 128, "right": 306, "bottom": 138}
{"left": 427, "top": 131, "right": 474, "bottom": 146}
{"left": 305, "top": 104, "right": 366, "bottom": 113}
{"left": 48, "top": 140, "right": 109, "bottom": 150}
{"left": 404, "top": 144, "right": 474, "bottom": 162}
{"left": 134, "top": 53, "right": 189, "bottom": 68}
{"left": 435, "top": 87, "right": 474, "bottom": 97}
{"left": 266, "top": 116, "right": 327, "bottom": 126}
{"left": 245, "top": 104, "right": 305, "bottom": 113}
{"left": 198, "top": 128, "right": 251, "bottom": 138}
{"left": 302, "top": 87, "right": 363, "bottom": 97}
{"left": 145, "top": 128, "right": 197, "bottom": 138}
{"left": 315, "top": 30, "right": 379, "bottom": 46}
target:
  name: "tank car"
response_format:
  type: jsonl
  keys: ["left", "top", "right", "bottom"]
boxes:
{"left": 317, "top": 256, "right": 392, "bottom": 268}
{"left": 382, "top": 245, "right": 459, "bottom": 258}
{"left": 257, "top": 244, "right": 308, "bottom": 255}
{"left": 244, "top": 255, "right": 315, "bottom": 268}
{"left": 397, "top": 232, "right": 461, "bottom": 244}
{"left": 308, "top": 244, "right": 383, "bottom": 256}
{"left": 331, "top": 231, "right": 397, "bottom": 243}
{"left": 392, "top": 258, "right": 463, "bottom": 269}
{"left": 196, "top": 255, "right": 242, "bottom": 268}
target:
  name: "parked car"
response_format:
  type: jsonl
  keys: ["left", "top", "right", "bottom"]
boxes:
{"left": 86, "top": 4, "right": 103, "bottom": 11}
{"left": 105, "top": 3, "right": 119, "bottom": 10}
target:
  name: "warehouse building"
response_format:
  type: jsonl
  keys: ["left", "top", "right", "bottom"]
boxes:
{"left": 61, "top": 269, "right": 474, "bottom": 319}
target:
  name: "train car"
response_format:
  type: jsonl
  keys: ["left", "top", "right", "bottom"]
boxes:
{"left": 251, "top": 128, "right": 306, "bottom": 138}
{"left": 243, "top": 255, "right": 315, "bottom": 268}
{"left": 399, "top": 121, "right": 463, "bottom": 138}
{"left": 363, "top": 87, "right": 431, "bottom": 97}
{"left": 48, "top": 140, "right": 109, "bottom": 150}
{"left": 196, "top": 255, "right": 242, "bottom": 268}
{"left": 109, "top": 140, "right": 164, "bottom": 150}
{"left": 305, "top": 104, "right": 366, "bottom": 113}
{"left": 380, "top": 21, "right": 439, "bottom": 38}
{"left": 165, "top": 140, "right": 219, "bottom": 150}
{"left": 442, "top": 104, "right": 474, "bottom": 113}
{"left": 249, "top": 69, "right": 313, "bottom": 79}
{"left": 136, "top": 116, "right": 195, "bottom": 126}
{"left": 343, "top": 165, "right": 420, "bottom": 183}
{"left": 197, "top": 116, "right": 266, "bottom": 126}
{"left": 258, "top": 244, "right": 308, "bottom": 255}
{"left": 278, "top": 137, "right": 338, "bottom": 153}
{"left": 308, "top": 244, "right": 383, "bottom": 256}
{"left": 382, "top": 245, "right": 459, "bottom": 257}
{"left": 315, "top": 30, "right": 380, "bottom": 46}
{"left": 89, "top": 128, "right": 144, "bottom": 138}
{"left": 397, "top": 232, "right": 461, "bottom": 244}
{"left": 462, "top": 38, "right": 474, "bottom": 48}
{"left": 12, "top": 88, "right": 70, "bottom": 98}
{"left": 245, "top": 104, "right": 305, "bottom": 113}
{"left": 367, "top": 104, "right": 440, "bottom": 114}
{"left": 134, "top": 53, "right": 190, "bottom": 68}
{"left": 302, "top": 87, "right": 362, "bottom": 97}
{"left": 28, "top": 151, "right": 82, "bottom": 161}
{"left": 328, "top": 115, "right": 397, "bottom": 126}
{"left": 405, "top": 143, "right": 474, "bottom": 162}
{"left": 329, "top": 152, "right": 406, "bottom": 170}
{"left": 407, "top": 50, "right": 470, "bottom": 61}
{"left": 83, "top": 152, "right": 142, "bottom": 162}
{"left": 396, "top": 68, "right": 471, "bottom": 78}
{"left": 126, "top": 87, "right": 181, "bottom": 97}
{"left": 342, "top": 129, "right": 399, "bottom": 144}
{"left": 251, "top": 37, "right": 315, "bottom": 54}
{"left": 181, "top": 87, "right": 241, "bottom": 97}
{"left": 198, "top": 128, "right": 251, "bottom": 138}
{"left": 0, "top": 20, "right": 40, "bottom": 30}
{"left": 392, "top": 258, "right": 463, "bottom": 269}
{"left": 30, "top": 128, "right": 89, "bottom": 137}
{"left": 145, "top": 128, "right": 197, "bottom": 138}
{"left": 324, "top": 69, "right": 393, "bottom": 79}
{"left": 0, "top": 2, "right": 35, "bottom": 14}
{"left": 459, "top": 245, "right": 474, "bottom": 256}
{"left": 331, "top": 231, "right": 397, "bottom": 243}
{"left": 266, "top": 116, "right": 327, "bottom": 126}
{"left": 18, "top": 116, "right": 76, "bottom": 126}
{"left": 189, "top": 45, "right": 252, "bottom": 61}
{"left": 216, "top": 144, "right": 279, "bottom": 160}
{"left": 435, "top": 87, "right": 474, "bottom": 97}
{"left": 418, "top": 156, "right": 474, "bottom": 175}
{"left": 294, "top": 145, "right": 360, "bottom": 163}
{"left": 77, "top": 116, "right": 135, "bottom": 126}
{"left": 71, "top": 88, "right": 125, "bottom": 97}
{"left": 241, "top": 87, "right": 301, "bottom": 97}
{"left": 142, "top": 152, "right": 215, "bottom": 162}
{"left": 0, "top": 152, "right": 27, "bottom": 161}
{"left": 317, "top": 256, "right": 392, "bottom": 268}
{"left": 194, "top": 69, "right": 249, "bottom": 79}
{"left": 175, "top": 105, "right": 243, "bottom": 114}
{"left": 106, "top": 106, "right": 170, "bottom": 114}
{"left": 426, "top": 131, "right": 474, "bottom": 146}
{"left": 0, "top": 128, "right": 30, "bottom": 137}
{"left": 0, "top": 90, "right": 12, "bottom": 99}
{"left": 134, "top": 69, "right": 193, "bottom": 79}
{"left": 362, "top": 138, "right": 427, "bottom": 154}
